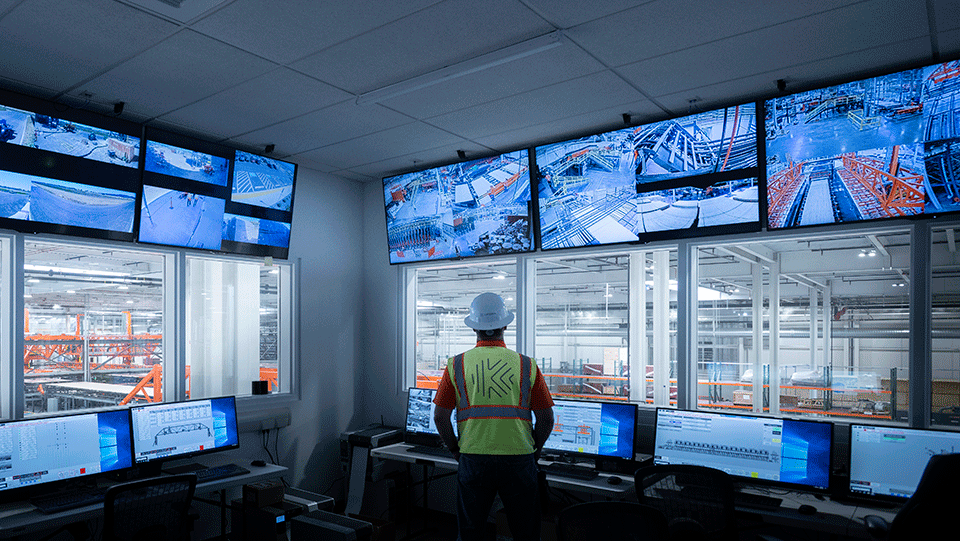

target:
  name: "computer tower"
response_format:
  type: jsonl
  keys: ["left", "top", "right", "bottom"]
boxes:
{"left": 290, "top": 511, "right": 373, "bottom": 541}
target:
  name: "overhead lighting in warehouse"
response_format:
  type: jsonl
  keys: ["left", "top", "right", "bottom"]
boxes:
{"left": 126, "top": 300, "right": 134, "bottom": 304}
{"left": 25, "top": 264, "right": 129, "bottom": 277}
{"left": 27, "top": 278, "right": 39, "bottom": 283}
{"left": 24, "top": 294, "right": 32, "bottom": 298}
{"left": 118, "top": 285, "right": 129, "bottom": 290}
{"left": 67, "top": 290, "right": 75, "bottom": 294}
{"left": 357, "top": 31, "right": 564, "bottom": 105}
{"left": 493, "top": 274, "right": 506, "bottom": 280}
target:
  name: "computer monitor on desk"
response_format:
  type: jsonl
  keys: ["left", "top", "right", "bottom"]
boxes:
{"left": 129, "top": 396, "right": 239, "bottom": 472}
{"left": 653, "top": 408, "right": 832, "bottom": 492}
{"left": 849, "top": 424, "right": 960, "bottom": 501}
{"left": 542, "top": 399, "right": 638, "bottom": 461}
{"left": 403, "top": 387, "right": 455, "bottom": 447}
{"left": 0, "top": 409, "right": 133, "bottom": 502}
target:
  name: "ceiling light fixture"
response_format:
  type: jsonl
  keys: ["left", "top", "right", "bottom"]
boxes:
{"left": 24, "top": 264, "right": 129, "bottom": 277}
{"left": 356, "top": 31, "right": 564, "bottom": 105}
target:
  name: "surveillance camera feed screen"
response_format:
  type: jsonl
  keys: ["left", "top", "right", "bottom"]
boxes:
{"left": 405, "top": 387, "right": 456, "bottom": 438}
{"left": 139, "top": 185, "right": 225, "bottom": 250}
{"left": 0, "top": 410, "right": 132, "bottom": 493}
{"left": 145, "top": 140, "right": 229, "bottom": 186}
{"left": 0, "top": 169, "right": 136, "bottom": 232}
{"left": 536, "top": 103, "right": 758, "bottom": 249}
{"left": 383, "top": 150, "right": 533, "bottom": 264}
{"left": 230, "top": 150, "right": 296, "bottom": 212}
{"left": 222, "top": 213, "right": 291, "bottom": 248}
{"left": 0, "top": 103, "right": 140, "bottom": 168}
{"left": 849, "top": 424, "right": 960, "bottom": 499}
{"left": 765, "top": 59, "right": 960, "bottom": 228}
{"left": 654, "top": 409, "right": 832, "bottom": 490}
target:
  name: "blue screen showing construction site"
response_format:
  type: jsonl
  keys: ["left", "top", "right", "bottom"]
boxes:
{"left": 765, "top": 60, "right": 960, "bottom": 229}
{"left": 382, "top": 150, "right": 533, "bottom": 264}
{"left": 535, "top": 103, "right": 759, "bottom": 250}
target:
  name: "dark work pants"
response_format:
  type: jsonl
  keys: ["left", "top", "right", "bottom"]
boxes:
{"left": 456, "top": 453, "right": 540, "bottom": 541}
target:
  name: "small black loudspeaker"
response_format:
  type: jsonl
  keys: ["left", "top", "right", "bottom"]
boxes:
{"left": 252, "top": 380, "right": 270, "bottom": 395}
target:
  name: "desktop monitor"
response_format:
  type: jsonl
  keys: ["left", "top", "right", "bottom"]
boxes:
{"left": 129, "top": 396, "right": 239, "bottom": 466}
{"left": 403, "top": 387, "right": 456, "bottom": 447}
{"left": 848, "top": 423, "right": 960, "bottom": 500}
{"left": 0, "top": 409, "right": 133, "bottom": 501}
{"left": 542, "top": 399, "right": 638, "bottom": 460}
{"left": 653, "top": 408, "right": 832, "bottom": 491}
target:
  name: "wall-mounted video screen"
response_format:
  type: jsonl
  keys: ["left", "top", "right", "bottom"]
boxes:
{"left": 145, "top": 140, "right": 229, "bottom": 186}
{"left": 536, "top": 103, "right": 759, "bottom": 249}
{"left": 138, "top": 185, "right": 225, "bottom": 250}
{"left": 766, "top": 60, "right": 960, "bottom": 228}
{"left": 0, "top": 103, "right": 139, "bottom": 168}
{"left": 231, "top": 150, "right": 296, "bottom": 212}
{"left": 383, "top": 149, "right": 533, "bottom": 264}
{"left": 222, "top": 213, "right": 291, "bottom": 248}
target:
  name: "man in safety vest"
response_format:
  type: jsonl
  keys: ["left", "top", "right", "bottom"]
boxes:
{"left": 434, "top": 292, "right": 555, "bottom": 541}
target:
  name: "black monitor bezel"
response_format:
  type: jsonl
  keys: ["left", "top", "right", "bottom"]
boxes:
{"left": 653, "top": 407, "right": 834, "bottom": 493}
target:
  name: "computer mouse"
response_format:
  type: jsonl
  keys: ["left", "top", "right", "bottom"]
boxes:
{"left": 251, "top": 459, "right": 267, "bottom": 467}
{"left": 863, "top": 514, "right": 890, "bottom": 536}
{"left": 798, "top": 504, "right": 817, "bottom": 515}
{"left": 606, "top": 475, "right": 623, "bottom": 485}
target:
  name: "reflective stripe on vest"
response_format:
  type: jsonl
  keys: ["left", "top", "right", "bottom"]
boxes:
{"left": 452, "top": 351, "right": 534, "bottom": 422}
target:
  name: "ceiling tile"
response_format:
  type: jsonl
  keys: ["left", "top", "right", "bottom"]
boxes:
{"left": 75, "top": 30, "right": 276, "bottom": 119}
{"left": 348, "top": 142, "right": 498, "bottom": 180}
{"left": 378, "top": 42, "right": 605, "bottom": 119}
{"left": 289, "top": 0, "right": 553, "bottom": 94}
{"left": 296, "top": 122, "right": 467, "bottom": 170}
{"left": 426, "top": 71, "right": 646, "bottom": 139}
{"left": 932, "top": 0, "right": 960, "bottom": 31}
{"left": 190, "top": 0, "right": 445, "bottom": 64}
{"left": 939, "top": 27, "right": 960, "bottom": 57}
{"left": 472, "top": 102, "right": 664, "bottom": 151}
{"left": 228, "top": 100, "right": 413, "bottom": 156}
{"left": 567, "top": 0, "right": 882, "bottom": 68}
{"left": 521, "top": 0, "right": 655, "bottom": 29}
{"left": 0, "top": 0, "right": 177, "bottom": 92}
{"left": 157, "top": 68, "right": 352, "bottom": 139}
{"left": 618, "top": 3, "right": 931, "bottom": 99}
{"left": 328, "top": 169, "right": 376, "bottom": 183}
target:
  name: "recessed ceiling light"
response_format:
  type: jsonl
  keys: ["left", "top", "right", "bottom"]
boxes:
{"left": 118, "top": 285, "right": 129, "bottom": 290}
{"left": 126, "top": 300, "right": 134, "bottom": 304}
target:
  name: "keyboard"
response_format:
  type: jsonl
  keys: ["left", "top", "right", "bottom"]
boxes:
{"left": 406, "top": 445, "right": 454, "bottom": 458}
{"left": 734, "top": 491, "right": 783, "bottom": 510}
{"left": 193, "top": 463, "right": 251, "bottom": 482}
{"left": 541, "top": 462, "right": 599, "bottom": 481}
{"left": 32, "top": 486, "right": 108, "bottom": 514}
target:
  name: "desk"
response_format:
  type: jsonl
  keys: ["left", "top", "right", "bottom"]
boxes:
{"left": 371, "top": 443, "right": 634, "bottom": 497}
{"left": 0, "top": 461, "right": 287, "bottom": 540}
{"left": 734, "top": 487, "right": 899, "bottom": 540}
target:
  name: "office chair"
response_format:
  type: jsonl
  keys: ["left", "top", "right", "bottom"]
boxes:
{"left": 556, "top": 501, "right": 670, "bottom": 541}
{"left": 863, "top": 453, "right": 960, "bottom": 540}
{"left": 102, "top": 473, "right": 197, "bottom": 541}
{"left": 634, "top": 464, "right": 737, "bottom": 541}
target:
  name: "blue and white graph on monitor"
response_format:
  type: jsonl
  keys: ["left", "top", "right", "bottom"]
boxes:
{"left": 384, "top": 150, "right": 532, "bottom": 264}
{"left": 0, "top": 170, "right": 136, "bottom": 232}
{"left": 654, "top": 409, "right": 831, "bottom": 490}
{"left": 222, "top": 213, "right": 291, "bottom": 248}
{"left": 131, "top": 398, "right": 238, "bottom": 463}
{"left": 231, "top": 150, "right": 296, "bottom": 211}
{"left": 543, "top": 400, "right": 635, "bottom": 459}
{"left": 146, "top": 140, "right": 229, "bottom": 186}
{"left": 765, "top": 66, "right": 931, "bottom": 228}
{"left": 0, "top": 103, "right": 139, "bottom": 168}
{"left": 0, "top": 410, "right": 132, "bottom": 493}
{"left": 139, "top": 185, "right": 225, "bottom": 250}
{"left": 849, "top": 424, "right": 960, "bottom": 499}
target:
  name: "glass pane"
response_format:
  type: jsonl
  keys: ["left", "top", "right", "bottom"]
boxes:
{"left": 535, "top": 254, "right": 631, "bottom": 402}
{"left": 931, "top": 226, "right": 960, "bottom": 428}
{"left": 697, "top": 230, "right": 910, "bottom": 422}
{"left": 23, "top": 241, "right": 164, "bottom": 415}
{"left": 186, "top": 258, "right": 286, "bottom": 398}
{"left": 415, "top": 261, "right": 516, "bottom": 389}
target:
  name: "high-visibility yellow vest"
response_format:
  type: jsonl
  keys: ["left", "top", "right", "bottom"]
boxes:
{"left": 447, "top": 346, "right": 537, "bottom": 455}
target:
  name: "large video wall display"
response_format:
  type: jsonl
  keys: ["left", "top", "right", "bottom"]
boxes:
{"left": 536, "top": 103, "right": 760, "bottom": 250}
{"left": 383, "top": 150, "right": 533, "bottom": 264}
{"left": 765, "top": 60, "right": 960, "bottom": 229}
{"left": 231, "top": 150, "right": 296, "bottom": 212}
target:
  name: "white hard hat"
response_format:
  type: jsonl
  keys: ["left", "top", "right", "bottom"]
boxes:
{"left": 464, "top": 292, "right": 514, "bottom": 331}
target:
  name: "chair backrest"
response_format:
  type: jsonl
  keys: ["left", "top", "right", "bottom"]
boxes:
{"left": 889, "top": 453, "right": 960, "bottom": 539}
{"left": 557, "top": 501, "right": 669, "bottom": 541}
{"left": 634, "top": 464, "right": 737, "bottom": 541}
{"left": 103, "top": 473, "right": 197, "bottom": 541}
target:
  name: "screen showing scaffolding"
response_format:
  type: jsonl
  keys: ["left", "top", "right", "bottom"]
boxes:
{"left": 536, "top": 103, "right": 759, "bottom": 250}
{"left": 765, "top": 60, "right": 960, "bottom": 228}
{"left": 130, "top": 396, "right": 238, "bottom": 464}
